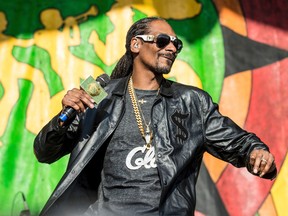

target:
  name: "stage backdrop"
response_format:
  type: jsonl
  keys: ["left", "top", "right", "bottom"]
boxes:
{"left": 0, "top": 0, "right": 287, "bottom": 215}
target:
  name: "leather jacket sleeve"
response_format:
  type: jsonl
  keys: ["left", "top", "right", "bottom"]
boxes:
{"left": 200, "top": 92, "right": 276, "bottom": 179}
{"left": 33, "top": 113, "right": 82, "bottom": 164}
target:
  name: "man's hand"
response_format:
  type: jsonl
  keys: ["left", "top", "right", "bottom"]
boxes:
{"left": 62, "top": 88, "right": 95, "bottom": 113}
{"left": 249, "top": 149, "right": 276, "bottom": 178}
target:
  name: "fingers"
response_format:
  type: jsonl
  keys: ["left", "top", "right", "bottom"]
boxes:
{"left": 261, "top": 156, "right": 276, "bottom": 177}
{"left": 249, "top": 149, "right": 275, "bottom": 177}
{"left": 62, "top": 88, "right": 95, "bottom": 113}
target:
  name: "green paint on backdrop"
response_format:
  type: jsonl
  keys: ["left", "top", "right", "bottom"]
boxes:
{"left": 168, "top": 0, "right": 224, "bottom": 102}
{"left": 0, "top": 82, "right": 4, "bottom": 99}
{"left": 12, "top": 45, "right": 64, "bottom": 97}
{"left": 0, "top": 79, "right": 66, "bottom": 215}
{"left": 69, "top": 14, "right": 117, "bottom": 75}
{"left": 1, "top": 79, "right": 34, "bottom": 187}
{"left": 132, "top": 8, "right": 148, "bottom": 22}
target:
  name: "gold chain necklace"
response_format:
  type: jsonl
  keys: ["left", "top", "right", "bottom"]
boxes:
{"left": 128, "top": 77, "right": 156, "bottom": 150}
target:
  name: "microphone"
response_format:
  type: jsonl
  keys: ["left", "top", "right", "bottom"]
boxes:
{"left": 59, "top": 73, "right": 110, "bottom": 122}
{"left": 19, "top": 192, "right": 31, "bottom": 216}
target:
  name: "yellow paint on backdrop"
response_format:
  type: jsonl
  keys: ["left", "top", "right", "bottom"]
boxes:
{"left": 112, "top": 0, "right": 159, "bottom": 18}
{"left": 219, "top": 71, "right": 251, "bottom": 126}
{"left": 17, "top": 62, "right": 52, "bottom": 135}
{"left": 32, "top": 7, "right": 103, "bottom": 90}
{"left": 89, "top": 7, "right": 134, "bottom": 66}
{"left": 258, "top": 194, "right": 277, "bottom": 216}
{"left": 271, "top": 153, "right": 288, "bottom": 216}
{"left": 166, "top": 60, "right": 202, "bottom": 88}
{"left": 122, "top": 0, "right": 202, "bottom": 19}
{"left": 114, "top": 0, "right": 201, "bottom": 20}
{"left": 150, "top": 0, "right": 202, "bottom": 19}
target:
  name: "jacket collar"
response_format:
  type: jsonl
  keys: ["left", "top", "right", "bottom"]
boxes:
{"left": 159, "top": 78, "right": 174, "bottom": 97}
{"left": 111, "top": 75, "right": 174, "bottom": 98}
{"left": 110, "top": 75, "right": 130, "bottom": 96}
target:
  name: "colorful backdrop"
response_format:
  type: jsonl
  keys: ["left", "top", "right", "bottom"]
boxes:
{"left": 0, "top": 0, "right": 287, "bottom": 215}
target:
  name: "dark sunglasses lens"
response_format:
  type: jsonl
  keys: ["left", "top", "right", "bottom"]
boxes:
{"left": 156, "top": 34, "right": 171, "bottom": 48}
{"left": 173, "top": 39, "right": 183, "bottom": 53}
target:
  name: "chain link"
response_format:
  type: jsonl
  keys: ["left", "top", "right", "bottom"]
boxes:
{"left": 128, "top": 77, "right": 145, "bottom": 138}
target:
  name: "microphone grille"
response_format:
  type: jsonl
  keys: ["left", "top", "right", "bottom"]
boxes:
{"left": 96, "top": 73, "right": 110, "bottom": 87}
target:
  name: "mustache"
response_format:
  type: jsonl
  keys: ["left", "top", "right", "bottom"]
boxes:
{"left": 159, "top": 52, "right": 176, "bottom": 61}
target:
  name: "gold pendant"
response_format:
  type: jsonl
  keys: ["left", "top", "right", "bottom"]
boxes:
{"left": 144, "top": 132, "right": 151, "bottom": 144}
{"left": 144, "top": 129, "right": 153, "bottom": 150}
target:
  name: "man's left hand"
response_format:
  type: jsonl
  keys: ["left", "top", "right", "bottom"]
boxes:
{"left": 249, "top": 149, "right": 276, "bottom": 178}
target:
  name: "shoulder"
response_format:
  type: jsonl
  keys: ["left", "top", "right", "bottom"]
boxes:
{"left": 167, "top": 79, "right": 212, "bottom": 101}
{"left": 163, "top": 79, "right": 218, "bottom": 113}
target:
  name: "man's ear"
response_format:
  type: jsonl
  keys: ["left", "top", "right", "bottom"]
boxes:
{"left": 131, "top": 38, "right": 140, "bottom": 53}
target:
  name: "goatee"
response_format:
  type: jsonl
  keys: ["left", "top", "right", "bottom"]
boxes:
{"left": 155, "top": 65, "right": 171, "bottom": 74}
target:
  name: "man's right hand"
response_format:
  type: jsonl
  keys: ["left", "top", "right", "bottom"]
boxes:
{"left": 61, "top": 88, "right": 95, "bottom": 113}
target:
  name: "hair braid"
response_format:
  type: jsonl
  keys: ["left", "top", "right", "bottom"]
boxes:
{"left": 110, "top": 17, "right": 165, "bottom": 79}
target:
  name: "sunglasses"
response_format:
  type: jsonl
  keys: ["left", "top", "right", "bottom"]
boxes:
{"left": 135, "top": 34, "right": 183, "bottom": 53}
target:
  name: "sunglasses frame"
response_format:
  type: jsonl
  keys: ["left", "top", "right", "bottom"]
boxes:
{"left": 135, "top": 34, "right": 183, "bottom": 53}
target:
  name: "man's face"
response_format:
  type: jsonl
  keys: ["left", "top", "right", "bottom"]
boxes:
{"left": 135, "top": 20, "right": 179, "bottom": 75}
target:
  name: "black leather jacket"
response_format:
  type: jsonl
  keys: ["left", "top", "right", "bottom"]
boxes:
{"left": 34, "top": 76, "right": 275, "bottom": 216}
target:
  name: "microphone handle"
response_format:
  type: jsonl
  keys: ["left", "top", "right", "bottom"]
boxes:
{"left": 58, "top": 107, "right": 77, "bottom": 122}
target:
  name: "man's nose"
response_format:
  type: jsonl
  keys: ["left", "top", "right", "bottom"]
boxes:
{"left": 165, "top": 41, "right": 177, "bottom": 53}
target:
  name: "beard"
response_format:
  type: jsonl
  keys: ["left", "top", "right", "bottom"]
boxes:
{"left": 153, "top": 63, "right": 171, "bottom": 74}
{"left": 153, "top": 55, "right": 175, "bottom": 74}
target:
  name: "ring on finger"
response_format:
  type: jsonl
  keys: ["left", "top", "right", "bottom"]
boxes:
{"left": 261, "top": 158, "right": 268, "bottom": 163}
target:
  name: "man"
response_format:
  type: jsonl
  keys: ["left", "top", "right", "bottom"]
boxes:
{"left": 34, "top": 17, "right": 277, "bottom": 216}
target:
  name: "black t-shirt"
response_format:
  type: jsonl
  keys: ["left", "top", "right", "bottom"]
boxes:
{"left": 91, "top": 89, "right": 161, "bottom": 216}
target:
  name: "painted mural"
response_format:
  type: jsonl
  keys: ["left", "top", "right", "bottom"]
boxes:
{"left": 0, "top": 0, "right": 287, "bottom": 215}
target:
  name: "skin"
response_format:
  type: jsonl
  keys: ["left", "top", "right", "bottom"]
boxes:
{"left": 60, "top": 19, "right": 276, "bottom": 178}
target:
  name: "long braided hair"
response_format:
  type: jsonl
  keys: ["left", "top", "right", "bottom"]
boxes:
{"left": 110, "top": 17, "right": 165, "bottom": 79}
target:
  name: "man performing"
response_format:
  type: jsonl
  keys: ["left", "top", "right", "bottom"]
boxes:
{"left": 34, "top": 17, "right": 277, "bottom": 216}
